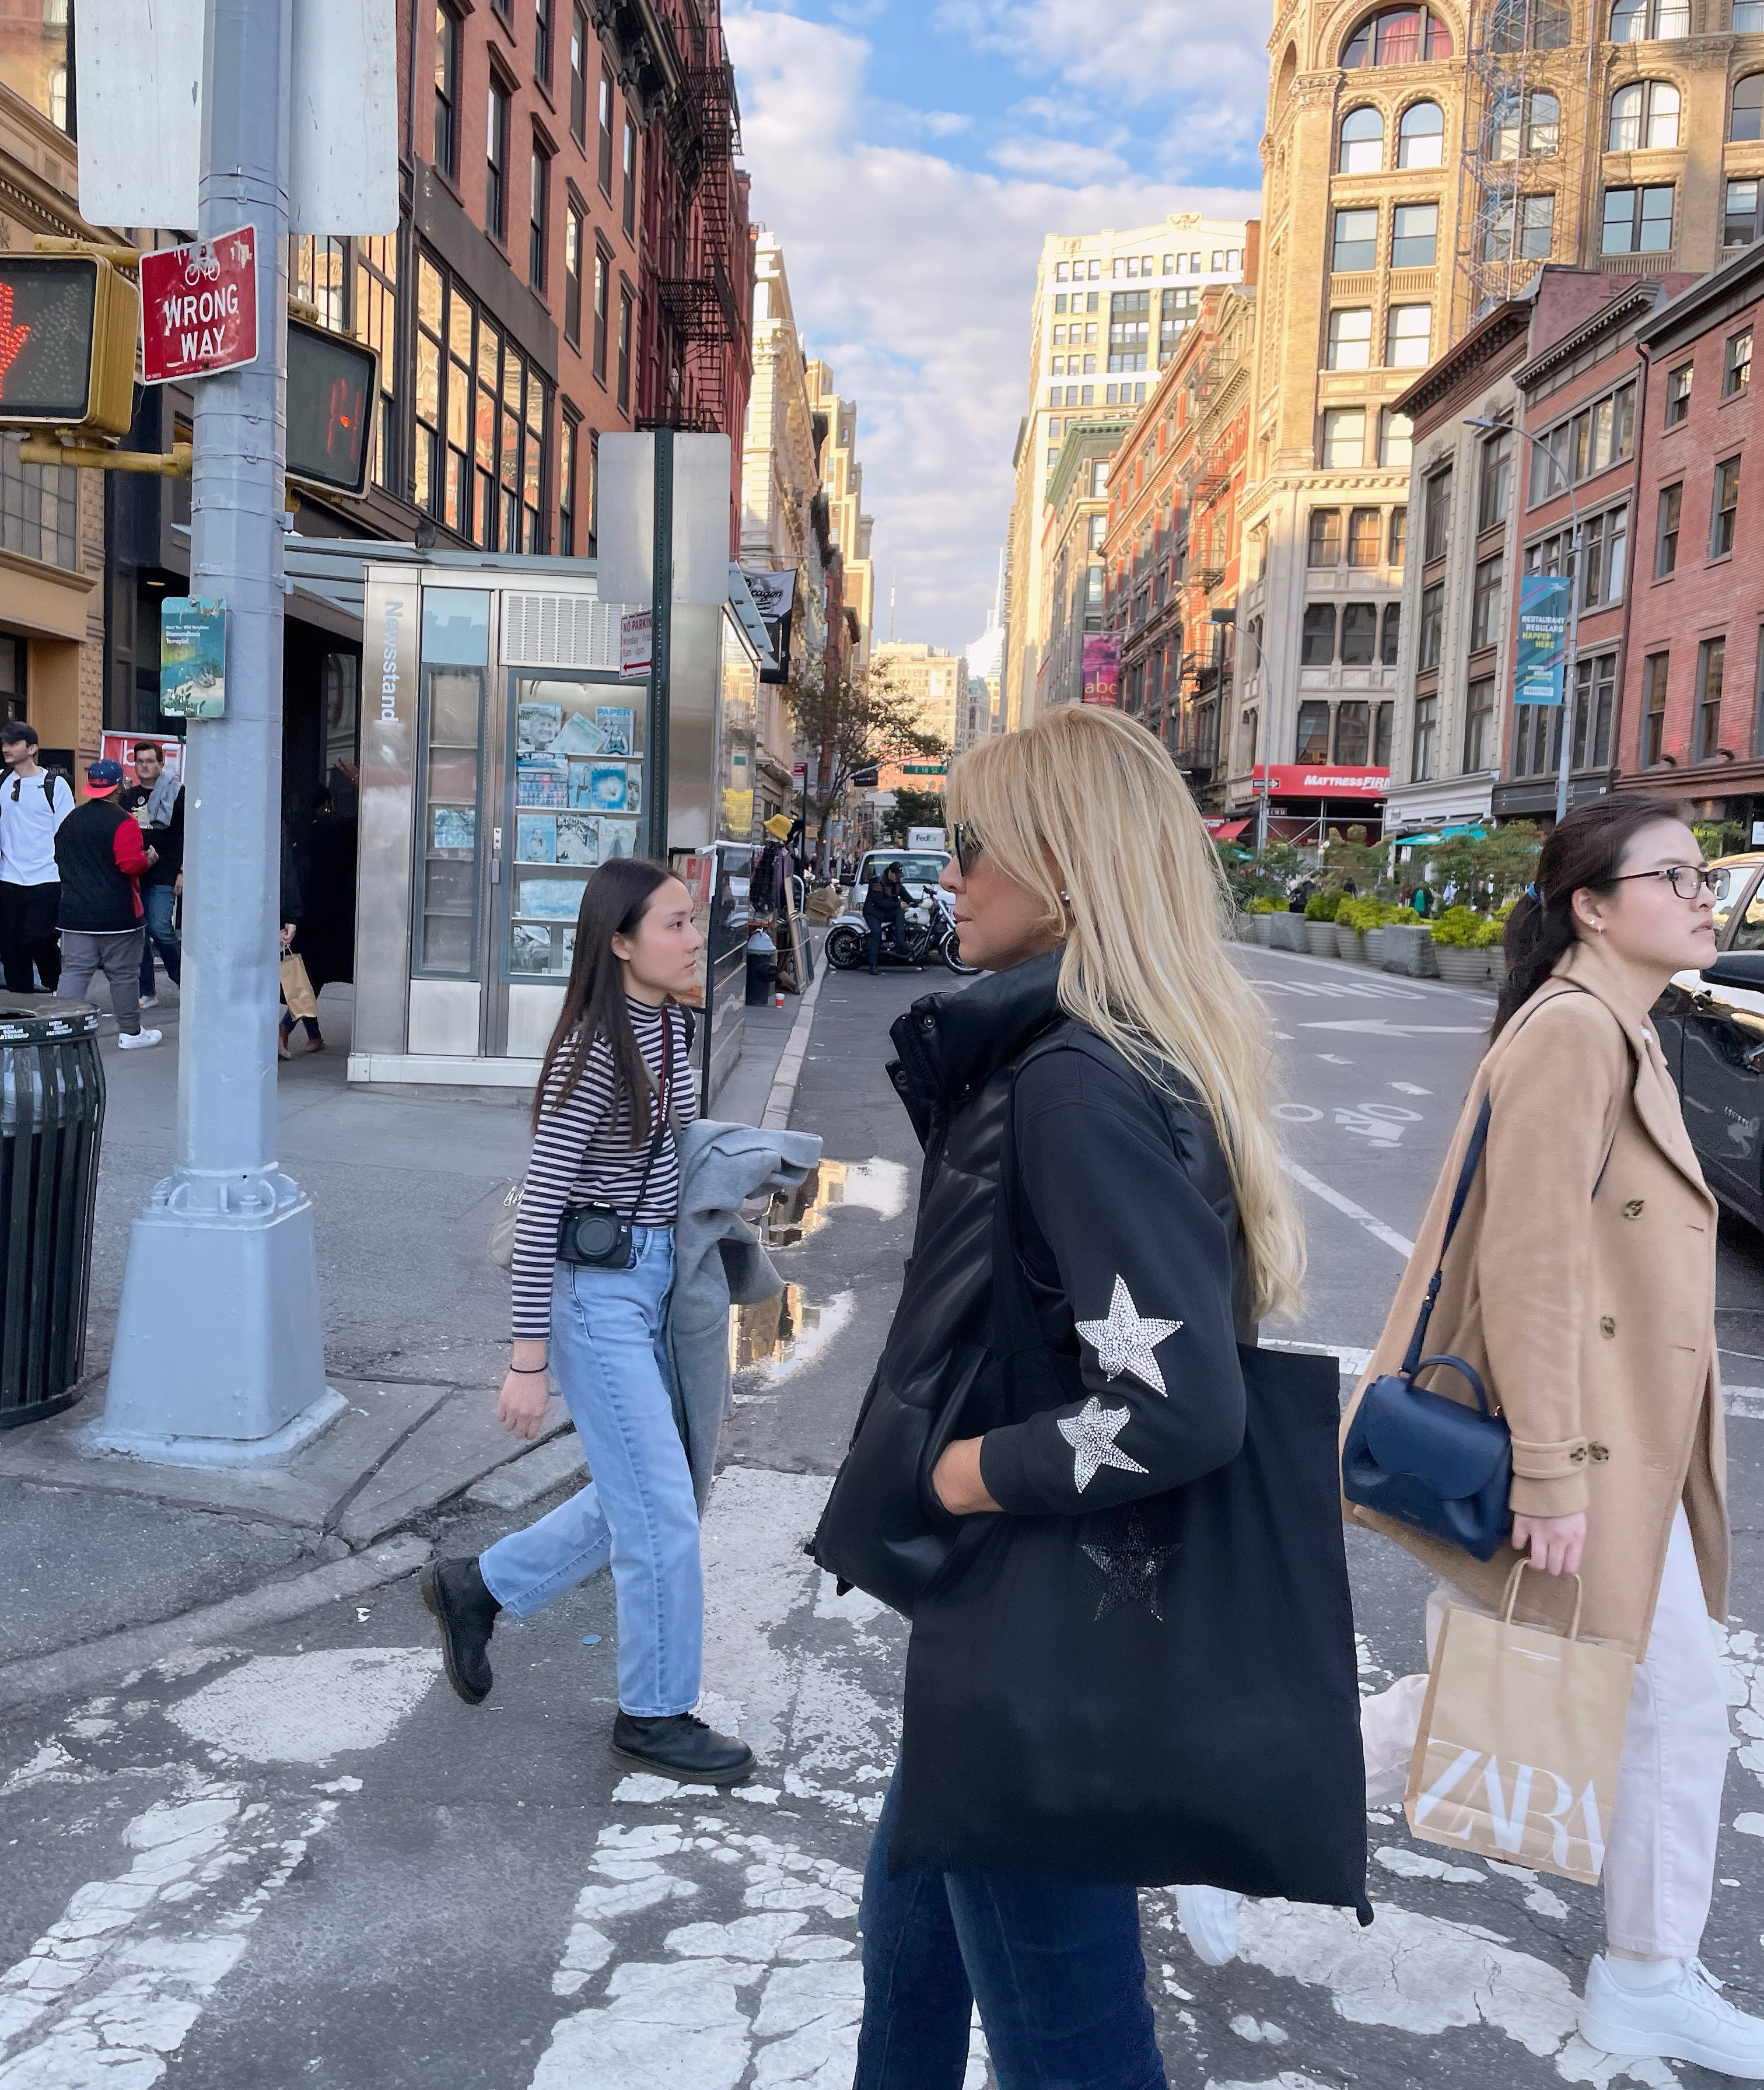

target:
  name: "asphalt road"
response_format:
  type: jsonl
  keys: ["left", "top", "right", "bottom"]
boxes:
{"left": 9, "top": 944, "right": 1764, "bottom": 2089}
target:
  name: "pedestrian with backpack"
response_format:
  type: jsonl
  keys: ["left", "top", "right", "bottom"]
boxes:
{"left": 1347, "top": 798, "right": 1761, "bottom": 2077}
{"left": 0, "top": 720, "right": 74, "bottom": 994}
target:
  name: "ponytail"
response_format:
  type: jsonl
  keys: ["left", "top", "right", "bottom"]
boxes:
{"left": 1491, "top": 794, "right": 1684, "bottom": 1038}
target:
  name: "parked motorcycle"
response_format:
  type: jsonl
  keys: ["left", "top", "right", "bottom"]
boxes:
{"left": 825, "top": 884, "right": 977, "bottom": 974}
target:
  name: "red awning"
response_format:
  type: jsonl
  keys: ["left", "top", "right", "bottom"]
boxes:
{"left": 1204, "top": 818, "right": 1250, "bottom": 840}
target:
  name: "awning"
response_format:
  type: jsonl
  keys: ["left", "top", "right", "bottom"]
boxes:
{"left": 1392, "top": 822, "right": 1489, "bottom": 847}
{"left": 1204, "top": 818, "right": 1250, "bottom": 841}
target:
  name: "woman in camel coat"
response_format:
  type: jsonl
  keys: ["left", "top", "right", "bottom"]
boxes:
{"left": 1348, "top": 796, "right": 1762, "bottom": 2081}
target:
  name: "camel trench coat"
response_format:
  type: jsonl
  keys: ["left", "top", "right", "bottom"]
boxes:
{"left": 1340, "top": 939, "right": 1726, "bottom": 1656}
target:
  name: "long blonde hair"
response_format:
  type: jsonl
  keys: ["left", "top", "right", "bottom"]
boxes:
{"left": 948, "top": 706, "right": 1304, "bottom": 1322}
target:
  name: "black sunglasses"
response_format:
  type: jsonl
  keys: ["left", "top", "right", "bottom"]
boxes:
{"left": 951, "top": 822, "right": 984, "bottom": 877}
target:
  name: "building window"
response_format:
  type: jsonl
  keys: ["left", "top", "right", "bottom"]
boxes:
{"left": 1493, "top": 90, "right": 1560, "bottom": 156}
{"left": 435, "top": 4, "right": 460, "bottom": 179}
{"left": 1525, "top": 505, "right": 1629, "bottom": 609}
{"left": 1478, "top": 423, "right": 1513, "bottom": 530}
{"left": 1322, "top": 407, "right": 1367, "bottom": 467}
{"left": 1464, "top": 675, "right": 1496, "bottom": 769}
{"left": 1328, "top": 307, "right": 1374, "bottom": 369}
{"left": 1381, "top": 601, "right": 1402, "bottom": 663}
{"left": 415, "top": 255, "right": 443, "bottom": 516}
{"left": 529, "top": 145, "right": 550, "bottom": 289}
{"left": 1388, "top": 506, "right": 1408, "bottom": 566}
{"left": 593, "top": 248, "right": 608, "bottom": 380}
{"left": 1385, "top": 303, "right": 1432, "bottom": 366}
{"left": 598, "top": 65, "right": 614, "bottom": 194}
{"left": 1695, "top": 637, "right": 1726, "bottom": 759}
{"left": 1423, "top": 466, "right": 1452, "bottom": 560}
{"left": 1341, "top": 604, "right": 1379, "bottom": 666}
{"left": 1482, "top": 193, "right": 1555, "bottom": 261}
{"left": 564, "top": 203, "right": 583, "bottom": 345}
{"left": 1726, "top": 178, "right": 1764, "bottom": 247}
{"left": 1375, "top": 698, "right": 1395, "bottom": 763}
{"left": 1612, "top": 0, "right": 1690, "bottom": 31}
{"left": 1308, "top": 509, "right": 1344, "bottom": 566}
{"left": 1713, "top": 455, "right": 1741, "bottom": 555}
{"left": 1602, "top": 184, "right": 1674, "bottom": 254}
{"left": 570, "top": 6, "right": 588, "bottom": 142}
{"left": 1335, "top": 699, "right": 1372, "bottom": 762}
{"left": 1343, "top": 7, "right": 1455, "bottom": 65}
{"left": 536, "top": 0, "right": 554, "bottom": 84}
{"left": 1657, "top": 482, "right": 1682, "bottom": 573}
{"left": 1297, "top": 701, "right": 1332, "bottom": 759}
{"left": 1756, "top": 632, "right": 1764, "bottom": 756}
{"left": 617, "top": 288, "right": 632, "bottom": 411}
{"left": 354, "top": 234, "right": 400, "bottom": 492}
{"left": 1301, "top": 605, "right": 1338, "bottom": 666}
{"left": 622, "top": 114, "right": 636, "bottom": 238}
{"left": 1380, "top": 408, "right": 1414, "bottom": 467}
{"left": 1642, "top": 650, "right": 1670, "bottom": 764}
{"left": 1398, "top": 100, "right": 1446, "bottom": 166}
{"left": 1726, "top": 329, "right": 1752, "bottom": 396}
{"left": 1471, "top": 553, "right": 1504, "bottom": 647}
{"left": 1664, "top": 362, "right": 1692, "bottom": 425}
{"left": 1348, "top": 506, "right": 1383, "bottom": 565}
{"left": 1412, "top": 694, "right": 1438, "bottom": 780}
{"left": 0, "top": 438, "right": 76, "bottom": 570}
{"left": 1333, "top": 208, "right": 1378, "bottom": 271}
{"left": 559, "top": 408, "right": 579, "bottom": 555}
{"left": 1391, "top": 202, "right": 1440, "bottom": 267}
{"left": 1529, "top": 380, "right": 1637, "bottom": 499}
{"left": 487, "top": 80, "right": 510, "bottom": 241}
{"left": 1733, "top": 72, "right": 1764, "bottom": 139}
{"left": 1418, "top": 580, "right": 1445, "bottom": 667}
{"left": 1339, "top": 106, "right": 1384, "bottom": 171}
{"left": 1742, "top": 0, "right": 1764, "bottom": 27}
{"left": 1608, "top": 80, "right": 1681, "bottom": 149}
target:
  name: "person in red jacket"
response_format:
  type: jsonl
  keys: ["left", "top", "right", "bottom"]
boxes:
{"left": 52, "top": 758, "right": 162, "bottom": 1049}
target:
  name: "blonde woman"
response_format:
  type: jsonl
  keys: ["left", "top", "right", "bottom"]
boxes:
{"left": 813, "top": 708, "right": 1368, "bottom": 2090}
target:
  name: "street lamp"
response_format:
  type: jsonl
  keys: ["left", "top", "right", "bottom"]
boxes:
{"left": 1465, "top": 415, "right": 1581, "bottom": 825}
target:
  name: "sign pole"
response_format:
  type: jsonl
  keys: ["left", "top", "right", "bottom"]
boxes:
{"left": 97, "top": 0, "right": 335, "bottom": 1462}
{"left": 646, "top": 428, "right": 674, "bottom": 862}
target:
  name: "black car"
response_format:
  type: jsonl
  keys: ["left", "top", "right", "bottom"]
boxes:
{"left": 1655, "top": 854, "right": 1764, "bottom": 1227}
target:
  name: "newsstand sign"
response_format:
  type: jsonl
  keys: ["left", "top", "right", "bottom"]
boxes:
{"left": 139, "top": 229, "right": 258, "bottom": 385}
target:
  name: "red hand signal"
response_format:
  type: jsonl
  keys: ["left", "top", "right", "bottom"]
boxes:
{"left": 0, "top": 281, "right": 31, "bottom": 393}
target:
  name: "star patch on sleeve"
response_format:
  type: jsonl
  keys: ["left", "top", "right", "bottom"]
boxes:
{"left": 1056, "top": 1396, "right": 1150, "bottom": 1493}
{"left": 1074, "top": 1275, "right": 1182, "bottom": 1396}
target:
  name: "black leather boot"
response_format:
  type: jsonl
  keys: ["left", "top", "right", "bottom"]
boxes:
{"left": 610, "top": 1710, "right": 757, "bottom": 1786}
{"left": 421, "top": 1556, "right": 501, "bottom": 1704}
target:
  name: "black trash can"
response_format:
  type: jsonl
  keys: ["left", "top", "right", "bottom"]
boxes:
{"left": 0, "top": 997, "right": 105, "bottom": 1427}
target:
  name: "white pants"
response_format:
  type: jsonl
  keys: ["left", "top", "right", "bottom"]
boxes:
{"left": 1361, "top": 1510, "right": 1731, "bottom": 1959}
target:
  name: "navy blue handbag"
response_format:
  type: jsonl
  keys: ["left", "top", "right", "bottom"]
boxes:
{"left": 1340, "top": 1094, "right": 1514, "bottom": 1561}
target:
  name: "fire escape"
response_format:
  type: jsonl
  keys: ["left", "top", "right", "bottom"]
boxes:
{"left": 652, "top": 55, "right": 743, "bottom": 432}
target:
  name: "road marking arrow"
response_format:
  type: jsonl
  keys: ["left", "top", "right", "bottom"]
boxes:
{"left": 1301, "top": 1019, "right": 1485, "bottom": 1035}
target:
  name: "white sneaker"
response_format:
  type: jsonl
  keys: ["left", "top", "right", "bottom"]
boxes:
{"left": 1581, "top": 1954, "right": 1764, "bottom": 2077}
{"left": 117, "top": 1028, "right": 162, "bottom": 1051}
{"left": 139, "top": 993, "right": 159, "bottom": 1008}
{"left": 1175, "top": 1884, "right": 1241, "bottom": 1968}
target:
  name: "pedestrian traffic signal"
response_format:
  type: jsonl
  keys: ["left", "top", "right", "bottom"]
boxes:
{"left": 286, "top": 314, "right": 377, "bottom": 498}
{"left": 0, "top": 253, "right": 138, "bottom": 436}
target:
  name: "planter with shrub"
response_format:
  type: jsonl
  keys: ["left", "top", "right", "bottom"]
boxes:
{"left": 1303, "top": 887, "right": 1342, "bottom": 957}
{"left": 1429, "top": 905, "right": 1497, "bottom": 985}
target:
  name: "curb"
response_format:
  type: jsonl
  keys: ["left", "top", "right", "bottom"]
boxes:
{"left": 762, "top": 960, "right": 827, "bottom": 1131}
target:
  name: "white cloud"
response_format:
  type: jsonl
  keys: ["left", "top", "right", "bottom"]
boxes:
{"left": 990, "top": 136, "right": 1129, "bottom": 183}
{"left": 724, "top": 3, "right": 1259, "bottom": 651}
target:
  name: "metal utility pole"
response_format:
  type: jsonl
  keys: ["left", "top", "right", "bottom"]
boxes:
{"left": 99, "top": 0, "right": 334, "bottom": 1462}
{"left": 646, "top": 428, "right": 674, "bottom": 862}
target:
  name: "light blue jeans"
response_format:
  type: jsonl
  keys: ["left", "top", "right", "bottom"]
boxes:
{"left": 477, "top": 1228, "right": 703, "bottom": 1718}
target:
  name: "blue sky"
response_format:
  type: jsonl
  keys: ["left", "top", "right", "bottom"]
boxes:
{"left": 723, "top": 0, "right": 1269, "bottom": 655}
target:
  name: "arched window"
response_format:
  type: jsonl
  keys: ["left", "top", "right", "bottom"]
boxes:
{"left": 1732, "top": 73, "right": 1764, "bottom": 141}
{"left": 1339, "top": 106, "right": 1385, "bottom": 170}
{"left": 1611, "top": 0, "right": 1690, "bottom": 36}
{"left": 1488, "top": 0, "right": 1570, "bottom": 46}
{"left": 1398, "top": 100, "right": 1446, "bottom": 164}
{"left": 1609, "top": 79, "right": 1681, "bottom": 148}
{"left": 1342, "top": 6, "right": 1454, "bottom": 66}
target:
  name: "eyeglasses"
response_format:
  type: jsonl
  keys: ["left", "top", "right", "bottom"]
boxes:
{"left": 1609, "top": 865, "right": 1724, "bottom": 901}
{"left": 951, "top": 822, "right": 984, "bottom": 877}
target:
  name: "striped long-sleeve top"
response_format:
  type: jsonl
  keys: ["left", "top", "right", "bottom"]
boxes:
{"left": 510, "top": 997, "right": 698, "bottom": 1340}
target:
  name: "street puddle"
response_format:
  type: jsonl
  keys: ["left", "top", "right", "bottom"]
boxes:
{"left": 761, "top": 1157, "right": 910, "bottom": 1245}
{"left": 729, "top": 1286, "right": 856, "bottom": 1386}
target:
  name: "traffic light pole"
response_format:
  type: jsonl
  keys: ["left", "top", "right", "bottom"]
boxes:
{"left": 97, "top": 0, "right": 335, "bottom": 1463}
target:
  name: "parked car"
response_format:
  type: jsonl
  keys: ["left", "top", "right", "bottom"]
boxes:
{"left": 1654, "top": 853, "right": 1764, "bottom": 1228}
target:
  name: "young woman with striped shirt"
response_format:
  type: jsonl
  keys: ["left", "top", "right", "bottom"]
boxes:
{"left": 421, "top": 857, "right": 754, "bottom": 1787}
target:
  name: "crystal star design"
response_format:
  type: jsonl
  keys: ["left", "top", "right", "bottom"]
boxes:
{"left": 1056, "top": 1397, "right": 1149, "bottom": 1494}
{"left": 1080, "top": 1507, "right": 1181, "bottom": 1623}
{"left": 1075, "top": 1275, "right": 1182, "bottom": 1396}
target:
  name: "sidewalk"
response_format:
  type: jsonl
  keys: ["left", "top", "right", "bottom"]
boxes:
{"left": 0, "top": 964, "right": 816, "bottom": 1690}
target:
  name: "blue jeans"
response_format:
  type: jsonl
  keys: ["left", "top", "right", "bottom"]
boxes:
{"left": 855, "top": 1762, "right": 1167, "bottom": 2090}
{"left": 139, "top": 883, "right": 180, "bottom": 992}
{"left": 477, "top": 1230, "right": 702, "bottom": 1717}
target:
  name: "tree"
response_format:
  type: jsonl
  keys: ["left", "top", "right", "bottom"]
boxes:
{"left": 784, "top": 659, "right": 949, "bottom": 863}
{"left": 881, "top": 788, "right": 949, "bottom": 845}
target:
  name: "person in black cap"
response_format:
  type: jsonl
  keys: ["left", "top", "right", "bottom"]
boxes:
{"left": 54, "top": 758, "right": 162, "bottom": 1049}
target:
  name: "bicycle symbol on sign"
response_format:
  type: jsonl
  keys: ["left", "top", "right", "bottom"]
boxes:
{"left": 182, "top": 247, "right": 222, "bottom": 288}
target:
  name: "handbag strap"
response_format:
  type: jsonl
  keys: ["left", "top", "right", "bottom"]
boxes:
{"left": 625, "top": 1011, "right": 675, "bottom": 1217}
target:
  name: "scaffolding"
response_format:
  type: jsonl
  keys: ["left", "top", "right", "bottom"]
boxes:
{"left": 1451, "top": 0, "right": 1581, "bottom": 329}
{"left": 652, "top": 58, "right": 743, "bottom": 432}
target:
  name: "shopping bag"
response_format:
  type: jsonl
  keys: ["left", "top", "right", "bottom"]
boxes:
{"left": 1404, "top": 1562, "right": 1636, "bottom": 1884}
{"left": 279, "top": 953, "right": 318, "bottom": 1020}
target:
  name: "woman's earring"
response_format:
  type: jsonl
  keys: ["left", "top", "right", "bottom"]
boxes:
{"left": 1059, "top": 890, "right": 1071, "bottom": 904}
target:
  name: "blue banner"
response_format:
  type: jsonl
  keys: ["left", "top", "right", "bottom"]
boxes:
{"left": 1515, "top": 573, "right": 1570, "bottom": 708}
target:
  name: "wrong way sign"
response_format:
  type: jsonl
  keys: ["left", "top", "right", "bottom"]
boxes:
{"left": 139, "top": 229, "right": 258, "bottom": 384}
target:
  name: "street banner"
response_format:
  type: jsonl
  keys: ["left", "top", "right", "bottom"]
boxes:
{"left": 1082, "top": 635, "right": 1121, "bottom": 706}
{"left": 740, "top": 567, "right": 796, "bottom": 687}
{"left": 159, "top": 599, "right": 227, "bottom": 720}
{"left": 139, "top": 232, "right": 258, "bottom": 384}
{"left": 101, "top": 733, "right": 185, "bottom": 787}
{"left": 1515, "top": 574, "right": 1571, "bottom": 707}
{"left": 1250, "top": 764, "right": 1388, "bottom": 799}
